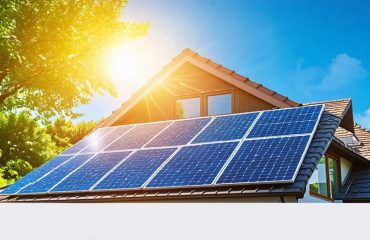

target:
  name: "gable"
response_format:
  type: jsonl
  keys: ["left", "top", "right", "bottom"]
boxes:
{"left": 97, "top": 49, "right": 299, "bottom": 128}
{"left": 114, "top": 62, "right": 275, "bottom": 125}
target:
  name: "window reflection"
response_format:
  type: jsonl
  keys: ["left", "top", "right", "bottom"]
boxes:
{"left": 207, "top": 93, "right": 232, "bottom": 115}
{"left": 309, "top": 157, "right": 329, "bottom": 197}
{"left": 175, "top": 97, "right": 200, "bottom": 119}
{"left": 329, "top": 157, "right": 340, "bottom": 196}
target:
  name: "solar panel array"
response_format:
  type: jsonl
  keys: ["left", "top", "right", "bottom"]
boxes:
{"left": 1, "top": 105, "right": 324, "bottom": 196}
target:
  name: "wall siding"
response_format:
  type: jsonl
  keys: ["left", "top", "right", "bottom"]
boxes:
{"left": 114, "top": 62, "right": 274, "bottom": 125}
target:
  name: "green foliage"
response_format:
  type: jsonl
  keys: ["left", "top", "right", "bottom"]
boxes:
{"left": 0, "top": 159, "right": 33, "bottom": 182}
{"left": 0, "top": 0, "right": 148, "bottom": 119}
{"left": 0, "top": 111, "right": 58, "bottom": 167}
{"left": 46, "top": 117, "right": 95, "bottom": 151}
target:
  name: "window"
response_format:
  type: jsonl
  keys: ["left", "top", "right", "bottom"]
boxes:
{"left": 175, "top": 91, "right": 233, "bottom": 119}
{"left": 175, "top": 97, "right": 200, "bottom": 119}
{"left": 309, "top": 157, "right": 329, "bottom": 197}
{"left": 207, "top": 93, "right": 232, "bottom": 116}
{"left": 309, "top": 154, "right": 341, "bottom": 200}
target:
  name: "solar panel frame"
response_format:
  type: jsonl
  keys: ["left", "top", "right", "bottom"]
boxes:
{"left": 212, "top": 104, "right": 325, "bottom": 186}
{"left": 246, "top": 105, "right": 324, "bottom": 138}
{"left": 79, "top": 125, "right": 134, "bottom": 153}
{"left": 17, "top": 154, "right": 95, "bottom": 195}
{"left": 0, "top": 155, "right": 75, "bottom": 195}
{"left": 50, "top": 151, "right": 132, "bottom": 193}
{"left": 144, "top": 117, "right": 213, "bottom": 148}
{"left": 144, "top": 141, "right": 239, "bottom": 189}
{"left": 215, "top": 135, "right": 311, "bottom": 186}
{"left": 61, "top": 128, "right": 114, "bottom": 155}
{"left": 93, "top": 148, "right": 177, "bottom": 191}
{"left": 3, "top": 104, "right": 325, "bottom": 196}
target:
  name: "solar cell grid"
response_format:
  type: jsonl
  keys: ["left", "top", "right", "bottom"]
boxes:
{"left": 192, "top": 113, "right": 258, "bottom": 143}
{"left": 146, "top": 142, "right": 238, "bottom": 188}
{"left": 216, "top": 135, "right": 310, "bottom": 185}
{"left": 247, "top": 105, "right": 323, "bottom": 138}
{"left": 105, "top": 122, "right": 170, "bottom": 151}
{"left": 0, "top": 155, "right": 73, "bottom": 195}
{"left": 81, "top": 125, "right": 133, "bottom": 153}
{"left": 51, "top": 152, "right": 131, "bottom": 192}
{"left": 63, "top": 128, "right": 112, "bottom": 154}
{"left": 94, "top": 148, "right": 176, "bottom": 190}
{"left": 146, "top": 118, "right": 211, "bottom": 147}
{"left": 20, "top": 154, "right": 94, "bottom": 194}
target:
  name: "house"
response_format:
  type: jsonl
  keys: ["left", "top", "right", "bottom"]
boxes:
{"left": 1, "top": 49, "right": 370, "bottom": 203}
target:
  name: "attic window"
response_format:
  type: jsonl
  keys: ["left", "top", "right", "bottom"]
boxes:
{"left": 309, "top": 154, "right": 341, "bottom": 201}
{"left": 175, "top": 97, "right": 200, "bottom": 119}
{"left": 207, "top": 93, "right": 232, "bottom": 116}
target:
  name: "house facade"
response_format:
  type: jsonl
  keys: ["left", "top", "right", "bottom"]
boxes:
{"left": 1, "top": 49, "right": 369, "bottom": 203}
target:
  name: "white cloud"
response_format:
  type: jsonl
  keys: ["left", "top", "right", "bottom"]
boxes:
{"left": 320, "top": 53, "right": 367, "bottom": 90}
{"left": 290, "top": 54, "right": 368, "bottom": 95}
{"left": 357, "top": 108, "right": 370, "bottom": 129}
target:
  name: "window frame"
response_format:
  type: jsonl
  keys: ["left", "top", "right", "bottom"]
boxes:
{"left": 174, "top": 94, "right": 202, "bottom": 119}
{"left": 309, "top": 152, "right": 342, "bottom": 201}
{"left": 173, "top": 90, "right": 234, "bottom": 119}
{"left": 204, "top": 90, "right": 234, "bottom": 116}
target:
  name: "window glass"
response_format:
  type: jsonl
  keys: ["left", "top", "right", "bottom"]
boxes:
{"left": 309, "top": 157, "right": 329, "bottom": 197}
{"left": 175, "top": 97, "right": 200, "bottom": 119}
{"left": 207, "top": 93, "right": 232, "bottom": 115}
{"left": 329, "top": 157, "right": 340, "bottom": 196}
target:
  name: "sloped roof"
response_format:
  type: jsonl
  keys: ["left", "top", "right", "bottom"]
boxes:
{"left": 96, "top": 48, "right": 299, "bottom": 128}
{"left": 0, "top": 108, "right": 341, "bottom": 202}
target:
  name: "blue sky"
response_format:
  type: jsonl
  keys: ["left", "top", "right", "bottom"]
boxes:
{"left": 77, "top": 0, "right": 370, "bottom": 128}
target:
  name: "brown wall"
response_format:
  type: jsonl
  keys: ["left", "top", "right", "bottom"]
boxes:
{"left": 114, "top": 62, "right": 274, "bottom": 125}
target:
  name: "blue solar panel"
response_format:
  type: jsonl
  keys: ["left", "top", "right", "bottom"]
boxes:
{"left": 146, "top": 142, "right": 238, "bottom": 188}
{"left": 216, "top": 136, "right": 310, "bottom": 184}
{"left": 146, "top": 118, "right": 211, "bottom": 147}
{"left": 192, "top": 113, "right": 259, "bottom": 143}
{"left": 105, "top": 122, "right": 170, "bottom": 151}
{"left": 51, "top": 152, "right": 131, "bottom": 192}
{"left": 81, "top": 126, "right": 133, "bottom": 153}
{"left": 63, "top": 128, "right": 112, "bottom": 154}
{"left": 247, "top": 105, "right": 323, "bottom": 138}
{"left": 19, "top": 154, "right": 93, "bottom": 194}
{"left": 1, "top": 155, "right": 73, "bottom": 195}
{"left": 94, "top": 148, "right": 176, "bottom": 190}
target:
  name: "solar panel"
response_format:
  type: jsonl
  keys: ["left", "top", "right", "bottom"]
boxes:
{"left": 247, "top": 105, "right": 323, "bottom": 138}
{"left": 0, "top": 155, "right": 73, "bottom": 195}
{"left": 216, "top": 136, "right": 310, "bottom": 185}
{"left": 192, "top": 113, "right": 259, "bottom": 143}
{"left": 4, "top": 104, "right": 324, "bottom": 196}
{"left": 94, "top": 148, "right": 176, "bottom": 190}
{"left": 20, "top": 154, "right": 93, "bottom": 194}
{"left": 146, "top": 142, "right": 238, "bottom": 188}
{"left": 105, "top": 122, "right": 170, "bottom": 151}
{"left": 145, "top": 118, "right": 211, "bottom": 147}
{"left": 51, "top": 152, "right": 131, "bottom": 192}
{"left": 62, "top": 128, "right": 112, "bottom": 154}
{"left": 80, "top": 125, "right": 133, "bottom": 153}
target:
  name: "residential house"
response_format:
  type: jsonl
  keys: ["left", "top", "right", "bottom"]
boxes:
{"left": 1, "top": 49, "right": 369, "bottom": 203}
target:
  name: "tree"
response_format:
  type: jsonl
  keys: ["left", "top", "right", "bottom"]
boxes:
{"left": 0, "top": 111, "right": 58, "bottom": 167}
{"left": 46, "top": 117, "right": 96, "bottom": 151}
{"left": 0, "top": 0, "right": 147, "bottom": 119}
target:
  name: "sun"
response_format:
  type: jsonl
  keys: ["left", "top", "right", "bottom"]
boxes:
{"left": 108, "top": 44, "right": 140, "bottom": 82}
{"left": 106, "top": 42, "right": 147, "bottom": 98}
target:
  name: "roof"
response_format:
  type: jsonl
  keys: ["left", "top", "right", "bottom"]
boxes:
{"left": 0, "top": 108, "right": 342, "bottom": 203}
{"left": 96, "top": 48, "right": 299, "bottom": 128}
